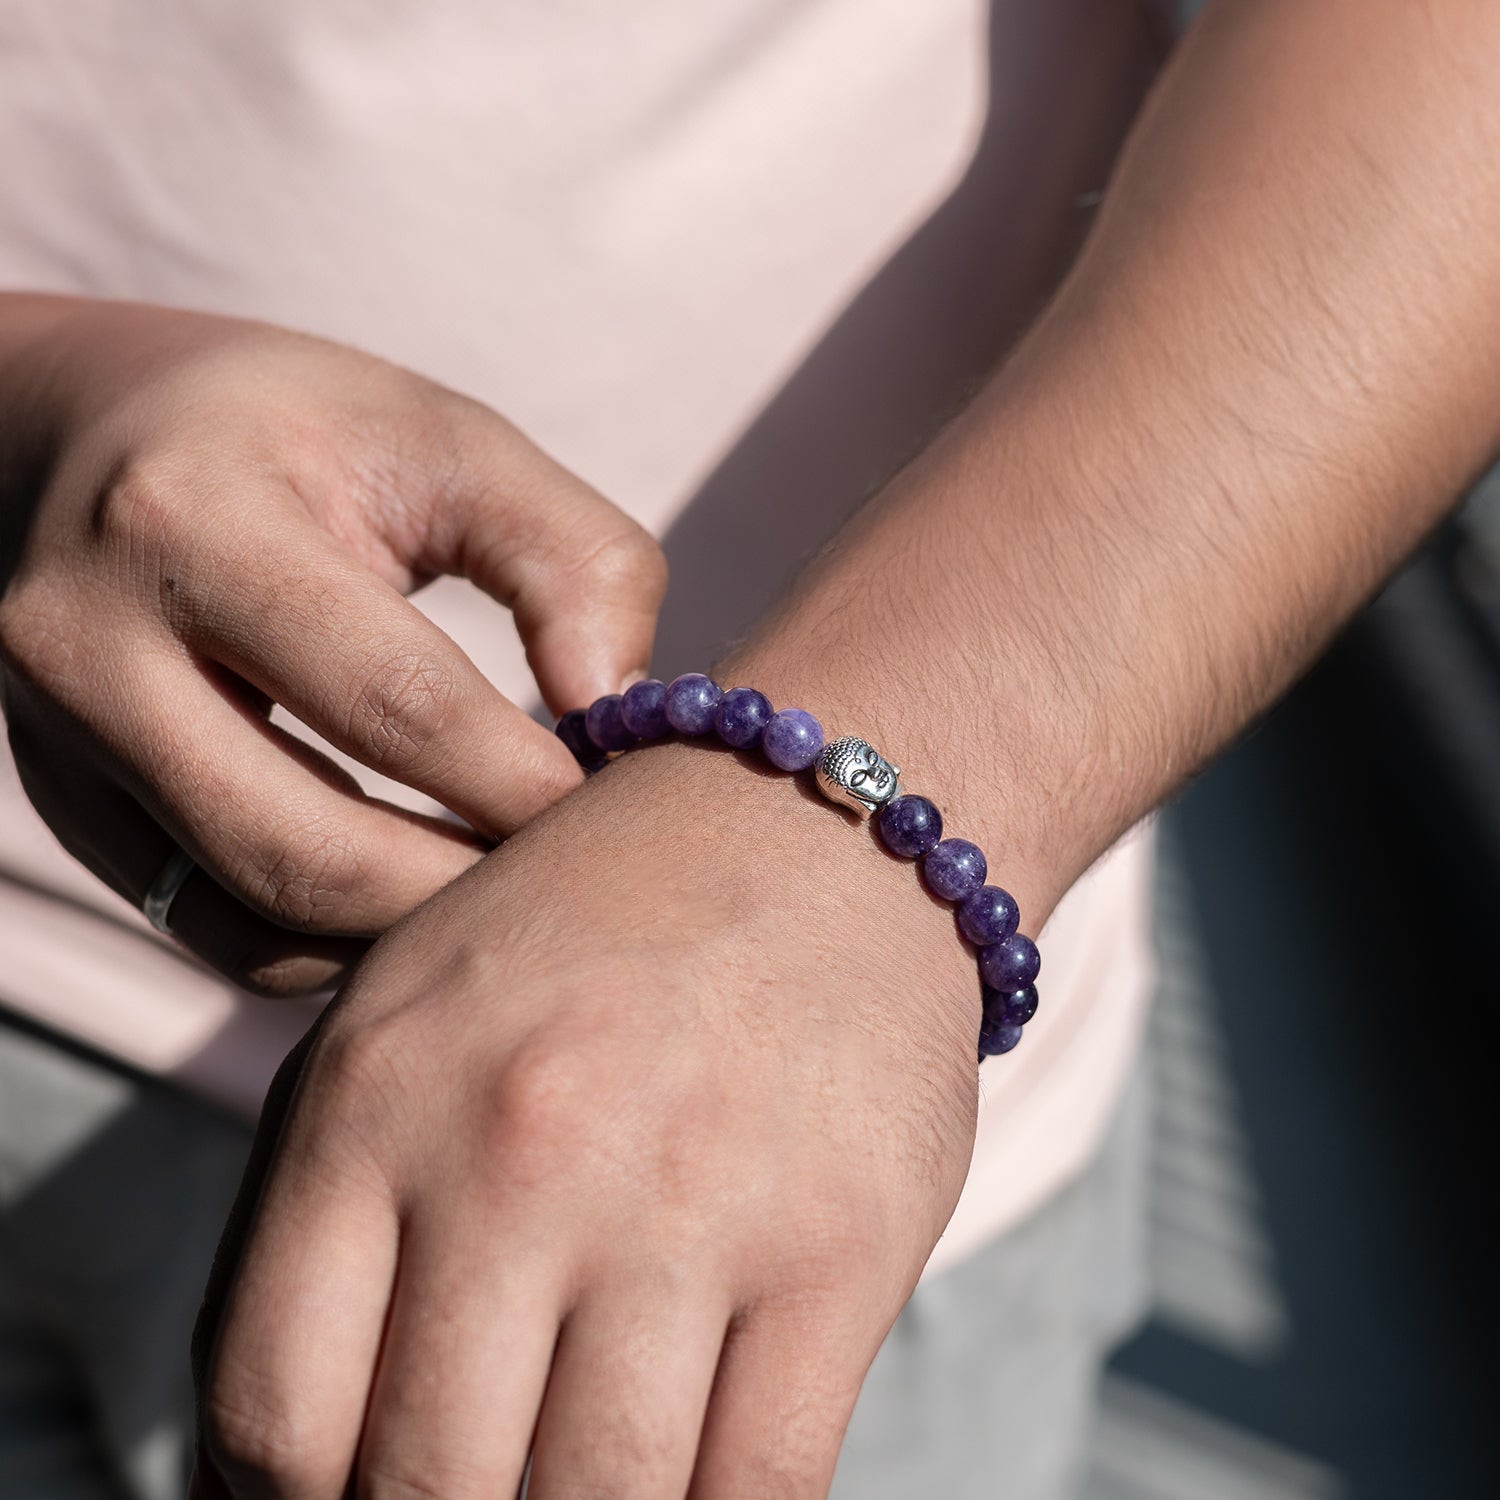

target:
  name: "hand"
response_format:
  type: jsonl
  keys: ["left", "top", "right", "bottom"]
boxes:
{"left": 190, "top": 737, "right": 988, "bottom": 1498}
{"left": 0, "top": 295, "right": 665, "bottom": 992}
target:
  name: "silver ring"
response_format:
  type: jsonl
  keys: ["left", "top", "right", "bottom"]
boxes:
{"left": 142, "top": 848, "right": 196, "bottom": 934}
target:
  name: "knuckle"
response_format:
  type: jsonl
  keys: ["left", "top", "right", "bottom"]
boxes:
{"left": 0, "top": 578, "right": 74, "bottom": 687}
{"left": 314, "top": 1019, "right": 390, "bottom": 1096}
{"left": 89, "top": 462, "right": 180, "bottom": 549}
{"left": 550, "top": 1400, "right": 682, "bottom": 1491}
{"left": 580, "top": 522, "right": 668, "bottom": 603}
{"left": 533, "top": 1471, "right": 666, "bottom": 1500}
{"left": 0, "top": 581, "right": 26, "bottom": 660}
{"left": 313, "top": 1017, "right": 412, "bottom": 1128}
{"left": 480, "top": 1044, "right": 596, "bottom": 1181}
{"left": 728, "top": 1369, "right": 855, "bottom": 1499}
{"left": 0, "top": 587, "right": 34, "bottom": 675}
{"left": 511, "top": 734, "right": 583, "bottom": 814}
{"left": 539, "top": 752, "right": 585, "bottom": 806}
{"left": 277, "top": 1022, "right": 408, "bottom": 1194}
{"left": 347, "top": 651, "right": 457, "bottom": 773}
{"left": 233, "top": 820, "right": 364, "bottom": 932}
{"left": 359, "top": 1456, "right": 488, "bottom": 1500}
{"left": 203, "top": 1382, "right": 327, "bottom": 1493}
{"left": 737, "top": 1443, "right": 838, "bottom": 1500}
{"left": 257, "top": 1023, "right": 412, "bottom": 1203}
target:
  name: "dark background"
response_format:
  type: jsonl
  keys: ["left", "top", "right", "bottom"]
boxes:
{"left": 1082, "top": 479, "right": 1500, "bottom": 1498}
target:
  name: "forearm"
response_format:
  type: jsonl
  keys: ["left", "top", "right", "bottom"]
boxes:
{"left": 719, "top": 0, "right": 1500, "bottom": 923}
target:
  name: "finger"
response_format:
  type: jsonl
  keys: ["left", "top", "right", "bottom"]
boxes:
{"left": 194, "top": 1041, "right": 401, "bottom": 1500}
{"left": 688, "top": 1303, "right": 875, "bottom": 1499}
{"left": 425, "top": 395, "right": 669, "bottom": 715}
{"left": 180, "top": 525, "right": 584, "bottom": 838}
{"left": 9, "top": 653, "right": 485, "bottom": 942}
{"left": 8, "top": 698, "right": 368, "bottom": 992}
{"left": 163, "top": 840, "right": 373, "bottom": 996}
{"left": 526, "top": 1287, "right": 728, "bottom": 1500}
{"left": 190, "top": 1025, "right": 321, "bottom": 1498}
{"left": 355, "top": 1210, "right": 562, "bottom": 1500}
{"left": 127, "top": 794, "right": 367, "bottom": 993}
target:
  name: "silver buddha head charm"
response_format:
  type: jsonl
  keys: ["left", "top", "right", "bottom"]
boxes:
{"left": 814, "top": 735, "right": 902, "bottom": 817}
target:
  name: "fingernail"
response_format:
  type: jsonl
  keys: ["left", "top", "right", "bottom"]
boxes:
{"left": 618, "top": 667, "right": 649, "bottom": 694}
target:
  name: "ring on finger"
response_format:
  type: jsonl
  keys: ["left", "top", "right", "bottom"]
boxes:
{"left": 143, "top": 847, "right": 196, "bottom": 935}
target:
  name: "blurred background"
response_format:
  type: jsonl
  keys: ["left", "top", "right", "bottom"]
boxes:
{"left": 1080, "top": 484, "right": 1500, "bottom": 1497}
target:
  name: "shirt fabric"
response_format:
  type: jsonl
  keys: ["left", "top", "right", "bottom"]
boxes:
{"left": 0, "top": 0, "right": 1158, "bottom": 1277}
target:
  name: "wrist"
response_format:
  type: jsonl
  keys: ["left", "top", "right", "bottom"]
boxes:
{"left": 706, "top": 340, "right": 1215, "bottom": 922}
{"left": 559, "top": 649, "right": 1060, "bottom": 1059}
{"left": 707, "top": 451, "right": 1101, "bottom": 932}
{"left": 535, "top": 729, "right": 986, "bottom": 1067}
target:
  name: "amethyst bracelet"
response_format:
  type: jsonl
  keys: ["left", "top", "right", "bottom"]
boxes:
{"left": 556, "top": 674, "right": 1041, "bottom": 1062}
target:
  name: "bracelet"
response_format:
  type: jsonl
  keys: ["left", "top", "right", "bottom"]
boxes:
{"left": 555, "top": 674, "right": 1041, "bottom": 1063}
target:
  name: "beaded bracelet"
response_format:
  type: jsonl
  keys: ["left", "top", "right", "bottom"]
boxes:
{"left": 555, "top": 674, "right": 1040, "bottom": 1062}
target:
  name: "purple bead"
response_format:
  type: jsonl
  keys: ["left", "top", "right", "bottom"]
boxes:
{"left": 715, "top": 686, "right": 774, "bottom": 749}
{"left": 584, "top": 693, "right": 637, "bottom": 752}
{"left": 957, "top": 885, "right": 1019, "bottom": 947}
{"left": 555, "top": 708, "right": 606, "bottom": 771}
{"left": 983, "top": 983, "right": 1038, "bottom": 1027}
{"left": 977, "top": 1017, "right": 1024, "bottom": 1057}
{"left": 761, "top": 708, "right": 824, "bottom": 772}
{"left": 878, "top": 795, "right": 944, "bottom": 858}
{"left": 664, "top": 673, "right": 723, "bottom": 735}
{"left": 979, "top": 933, "right": 1041, "bottom": 993}
{"left": 619, "top": 678, "right": 669, "bottom": 738}
{"left": 922, "top": 839, "right": 987, "bottom": 902}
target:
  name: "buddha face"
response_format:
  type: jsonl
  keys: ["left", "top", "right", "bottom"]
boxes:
{"left": 814, "top": 736, "right": 902, "bottom": 816}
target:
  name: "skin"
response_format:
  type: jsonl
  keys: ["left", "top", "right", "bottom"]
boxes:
{"left": 0, "top": 297, "right": 666, "bottom": 990}
{"left": 3, "top": 0, "right": 1500, "bottom": 1495}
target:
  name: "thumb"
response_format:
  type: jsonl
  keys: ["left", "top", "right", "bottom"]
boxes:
{"left": 424, "top": 397, "right": 668, "bottom": 715}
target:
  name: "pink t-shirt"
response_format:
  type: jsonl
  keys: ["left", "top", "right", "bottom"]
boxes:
{"left": 0, "top": 0, "right": 1157, "bottom": 1276}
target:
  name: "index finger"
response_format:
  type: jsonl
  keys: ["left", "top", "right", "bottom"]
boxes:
{"left": 181, "top": 523, "right": 583, "bottom": 838}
